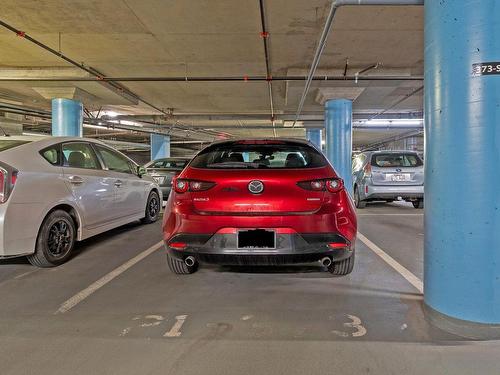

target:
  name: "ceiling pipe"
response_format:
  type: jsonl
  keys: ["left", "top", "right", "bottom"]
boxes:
{"left": 367, "top": 85, "right": 423, "bottom": 121}
{"left": 115, "top": 112, "right": 423, "bottom": 122}
{"left": 360, "top": 129, "right": 423, "bottom": 151}
{"left": 0, "top": 75, "right": 423, "bottom": 82}
{"left": 0, "top": 104, "right": 217, "bottom": 142}
{"left": 292, "top": 0, "right": 424, "bottom": 127}
{"left": 2, "top": 104, "right": 422, "bottom": 134}
{"left": 2, "top": 101, "right": 423, "bottom": 126}
{"left": 0, "top": 19, "right": 140, "bottom": 105}
{"left": 161, "top": 124, "right": 423, "bottom": 130}
{"left": 258, "top": 0, "right": 277, "bottom": 137}
{"left": 0, "top": 18, "right": 193, "bottom": 121}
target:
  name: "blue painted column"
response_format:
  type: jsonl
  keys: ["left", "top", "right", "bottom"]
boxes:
{"left": 306, "top": 128, "right": 322, "bottom": 150}
{"left": 325, "top": 99, "right": 353, "bottom": 196}
{"left": 424, "top": 0, "right": 500, "bottom": 332}
{"left": 150, "top": 134, "right": 170, "bottom": 161}
{"left": 51, "top": 98, "right": 83, "bottom": 137}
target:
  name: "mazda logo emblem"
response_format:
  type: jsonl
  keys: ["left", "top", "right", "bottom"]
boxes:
{"left": 248, "top": 180, "right": 264, "bottom": 194}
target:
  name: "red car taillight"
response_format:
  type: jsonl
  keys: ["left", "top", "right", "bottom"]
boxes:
{"left": 173, "top": 178, "right": 216, "bottom": 194}
{"left": 325, "top": 179, "right": 343, "bottom": 193}
{"left": 297, "top": 178, "right": 343, "bottom": 193}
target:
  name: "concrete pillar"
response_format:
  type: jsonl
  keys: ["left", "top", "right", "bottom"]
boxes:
{"left": 325, "top": 99, "right": 353, "bottom": 196}
{"left": 424, "top": 0, "right": 500, "bottom": 337}
{"left": 306, "top": 128, "right": 322, "bottom": 150}
{"left": 150, "top": 134, "right": 170, "bottom": 161}
{"left": 51, "top": 98, "right": 83, "bottom": 137}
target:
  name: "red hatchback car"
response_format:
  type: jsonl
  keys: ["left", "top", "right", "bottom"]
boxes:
{"left": 162, "top": 139, "right": 357, "bottom": 275}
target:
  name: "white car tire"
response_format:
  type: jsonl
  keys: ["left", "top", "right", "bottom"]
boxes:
{"left": 28, "top": 210, "right": 76, "bottom": 267}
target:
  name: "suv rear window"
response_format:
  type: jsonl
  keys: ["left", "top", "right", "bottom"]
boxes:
{"left": 0, "top": 140, "right": 31, "bottom": 152}
{"left": 371, "top": 153, "right": 423, "bottom": 168}
{"left": 190, "top": 141, "right": 327, "bottom": 169}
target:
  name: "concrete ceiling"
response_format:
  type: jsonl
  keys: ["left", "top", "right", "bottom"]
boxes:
{"left": 0, "top": 0, "right": 424, "bottom": 148}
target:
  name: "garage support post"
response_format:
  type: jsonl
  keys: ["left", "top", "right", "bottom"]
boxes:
{"left": 424, "top": 0, "right": 500, "bottom": 338}
{"left": 325, "top": 99, "right": 353, "bottom": 196}
{"left": 51, "top": 98, "right": 83, "bottom": 137}
{"left": 306, "top": 129, "right": 322, "bottom": 150}
{"left": 150, "top": 134, "right": 170, "bottom": 161}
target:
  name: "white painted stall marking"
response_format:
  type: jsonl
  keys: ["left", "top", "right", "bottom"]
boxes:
{"left": 164, "top": 315, "right": 188, "bottom": 337}
{"left": 358, "top": 232, "right": 424, "bottom": 293}
{"left": 56, "top": 240, "right": 164, "bottom": 314}
{"left": 331, "top": 314, "right": 367, "bottom": 338}
{"left": 346, "top": 315, "right": 367, "bottom": 337}
{"left": 140, "top": 315, "right": 164, "bottom": 327}
{"left": 13, "top": 269, "right": 39, "bottom": 279}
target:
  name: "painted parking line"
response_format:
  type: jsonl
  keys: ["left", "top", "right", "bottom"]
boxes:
{"left": 56, "top": 240, "right": 164, "bottom": 314}
{"left": 13, "top": 269, "right": 39, "bottom": 279}
{"left": 357, "top": 232, "right": 424, "bottom": 293}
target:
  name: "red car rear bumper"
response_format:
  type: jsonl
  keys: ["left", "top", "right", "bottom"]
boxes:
{"left": 163, "top": 190, "right": 356, "bottom": 243}
{"left": 162, "top": 190, "right": 357, "bottom": 266}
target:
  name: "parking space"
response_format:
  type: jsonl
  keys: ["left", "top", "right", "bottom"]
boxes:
{"left": 1, "top": 0, "right": 500, "bottom": 372}
{"left": 1, "top": 204, "right": 498, "bottom": 374}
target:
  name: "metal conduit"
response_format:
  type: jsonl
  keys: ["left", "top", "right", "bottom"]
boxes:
{"left": 258, "top": 0, "right": 277, "bottom": 137}
{"left": 292, "top": 0, "right": 424, "bottom": 127}
{"left": 0, "top": 18, "right": 220, "bottom": 138}
{"left": 0, "top": 105, "right": 217, "bottom": 141}
{"left": 0, "top": 75, "right": 423, "bottom": 82}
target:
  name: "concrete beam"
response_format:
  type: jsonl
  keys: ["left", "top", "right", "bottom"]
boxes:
{"left": 315, "top": 87, "right": 366, "bottom": 105}
{"left": 32, "top": 86, "right": 98, "bottom": 102}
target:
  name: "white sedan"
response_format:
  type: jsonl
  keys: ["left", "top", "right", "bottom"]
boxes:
{"left": 0, "top": 136, "right": 161, "bottom": 267}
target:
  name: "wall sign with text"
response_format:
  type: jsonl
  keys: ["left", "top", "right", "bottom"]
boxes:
{"left": 472, "top": 62, "right": 500, "bottom": 77}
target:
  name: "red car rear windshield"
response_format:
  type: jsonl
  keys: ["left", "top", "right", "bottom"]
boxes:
{"left": 190, "top": 141, "right": 327, "bottom": 169}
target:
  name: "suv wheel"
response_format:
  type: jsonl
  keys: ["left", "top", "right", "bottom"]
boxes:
{"left": 142, "top": 191, "right": 161, "bottom": 224}
{"left": 28, "top": 210, "right": 76, "bottom": 267}
{"left": 354, "top": 187, "right": 366, "bottom": 209}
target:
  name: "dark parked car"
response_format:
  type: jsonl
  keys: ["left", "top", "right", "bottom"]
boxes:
{"left": 144, "top": 157, "right": 190, "bottom": 199}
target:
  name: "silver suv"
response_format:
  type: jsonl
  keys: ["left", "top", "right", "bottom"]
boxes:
{"left": 352, "top": 151, "right": 424, "bottom": 209}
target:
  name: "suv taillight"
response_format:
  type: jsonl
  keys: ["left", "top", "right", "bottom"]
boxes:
{"left": 0, "top": 167, "right": 17, "bottom": 204}
{"left": 173, "top": 178, "right": 216, "bottom": 193}
{"left": 364, "top": 163, "right": 372, "bottom": 177}
{"left": 297, "top": 178, "right": 344, "bottom": 193}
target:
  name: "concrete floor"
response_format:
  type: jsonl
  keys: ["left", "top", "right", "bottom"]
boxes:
{"left": 0, "top": 202, "right": 498, "bottom": 375}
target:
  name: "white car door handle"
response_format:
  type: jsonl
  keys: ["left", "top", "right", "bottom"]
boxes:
{"left": 114, "top": 180, "right": 123, "bottom": 187}
{"left": 67, "top": 175, "right": 84, "bottom": 185}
